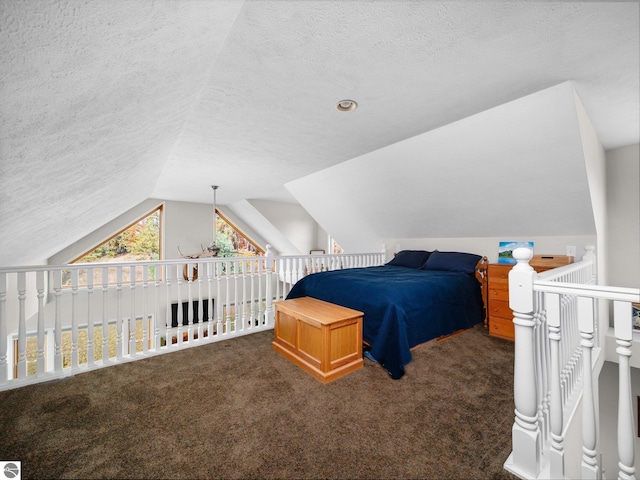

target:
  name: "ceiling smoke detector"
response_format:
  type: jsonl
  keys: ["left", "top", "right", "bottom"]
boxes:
{"left": 336, "top": 100, "right": 357, "bottom": 112}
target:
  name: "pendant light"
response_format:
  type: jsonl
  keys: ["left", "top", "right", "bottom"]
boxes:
{"left": 207, "top": 185, "right": 221, "bottom": 255}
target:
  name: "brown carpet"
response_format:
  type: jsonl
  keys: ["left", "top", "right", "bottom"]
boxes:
{"left": 0, "top": 324, "right": 517, "bottom": 480}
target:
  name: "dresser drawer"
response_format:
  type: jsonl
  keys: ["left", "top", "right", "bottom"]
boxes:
{"left": 488, "top": 264, "right": 511, "bottom": 285}
{"left": 488, "top": 263, "right": 513, "bottom": 341}
{"left": 489, "top": 316, "right": 514, "bottom": 341}
{"left": 488, "top": 287, "right": 510, "bottom": 302}
{"left": 488, "top": 299, "right": 512, "bottom": 319}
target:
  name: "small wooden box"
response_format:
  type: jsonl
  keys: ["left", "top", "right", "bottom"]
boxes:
{"left": 272, "top": 297, "right": 363, "bottom": 383}
{"left": 531, "top": 254, "right": 574, "bottom": 272}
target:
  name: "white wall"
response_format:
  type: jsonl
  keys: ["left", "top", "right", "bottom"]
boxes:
{"left": 248, "top": 200, "right": 323, "bottom": 254}
{"left": 606, "top": 144, "right": 640, "bottom": 289}
{"left": 573, "top": 86, "right": 609, "bottom": 286}
{"left": 163, "top": 200, "right": 269, "bottom": 260}
{"left": 382, "top": 235, "right": 596, "bottom": 264}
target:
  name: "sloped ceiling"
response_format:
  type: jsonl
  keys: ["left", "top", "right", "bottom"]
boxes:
{"left": 0, "top": 1, "right": 638, "bottom": 266}
{"left": 286, "top": 82, "right": 595, "bottom": 253}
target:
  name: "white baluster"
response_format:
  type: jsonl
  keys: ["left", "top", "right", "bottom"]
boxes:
{"left": 225, "top": 260, "right": 231, "bottom": 333}
{"left": 54, "top": 271, "right": 63, "bottom": 372}
{"left": 233, "top": 259, "right": 240, "bottom": 332}
{"left": 542, "top": 308, "right": 552, "bottom": 451}
{"left": 274, "top": 258, "right": 281, "bottom": 301}
{"left": 116, "top": 267, "right": 123, "bottom": 359}
{"left": 241, "top": 260, "right": 248, "bottom": 330}
{"left": 250, "top": 259, "right": 257, "bottom": 327}
{"left": 101, "top": 267, "right": 109, "bottom": 362}
{"left": 613, "top": 300, "right": 636, "bottom": 480}
{"left": 532, "top": 294, "right": 547, "bottom": 450}
{"left": 509, "top": 248, "right": 541, "bottom": 478}
{"left": 165, "top": 265, "right": 173, "bottom": 349}
{"left": 154, "top": 265, "right": 160, "bottom": 350}
{"left": 36, "top": 271, "right": 46, "bottom": 375}
{"left": 258, "top": 258, "right": 265, "bottom": 325}
{"left": 71, "top": 269, "right": 79, "bottom": 369}
{"left": 207, "top": 262, "right": 214, "bottom": 338}
{"left": 281, "top": 257, "right": 288, "bottom": 296}
{"left": 176, "top": 264, "right": 184, "bottom": 345}
{"left": 285, "top": 258, "right": 293, "bottom": 292}
{"left": 129, "top": 266, "right": 136, "bottom": 356}
{"left": 538, "top": 324, "right": 550, "bottom": 450}
{"left": 186, "top": 263, "right": 194, "bottom": 342}
{"left": 546, "top": 292, "right": 565, "bottom": 479}
{"left": 0, "top": 272, "right": 7, "bottom": 384}
{"left": 142, "top": 266, "right": 149, "bottom": 354}
{"left": 86, "top": 268, "right": 94, "bottom": 367}
{"left": 578, "top": 295, "right": 599, "bottom": 480}
{"left": 265, "top": 245, "right": 274, "bottom": 327}
{"left": 197, "top": 261, "right": 203, "bottom": 340}
{"left": 16, "top": 272, "right": 26, "bottom": 379}
{"left": 216, "top": 261, "right": 223, "bottom": 335}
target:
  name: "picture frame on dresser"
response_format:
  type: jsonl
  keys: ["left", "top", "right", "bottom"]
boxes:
{"left": 498, "top": 241, "right": 534, "bottom": 264}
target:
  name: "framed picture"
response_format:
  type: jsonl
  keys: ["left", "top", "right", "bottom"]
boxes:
{"left": 633, "top": 303, "right": 640, "bottom": 331}
{"left": 498, "top": 241, "right": 534, "bottom": 264}
{"left": 309, "top": 249, "right": 325, "bottom": 255}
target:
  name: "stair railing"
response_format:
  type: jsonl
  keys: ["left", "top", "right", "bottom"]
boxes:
{"left": 505, "top": 246, "right": 638, "bottom": 480}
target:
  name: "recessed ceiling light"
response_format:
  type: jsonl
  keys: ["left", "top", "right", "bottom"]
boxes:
{"left": 336, "top": 99, "right": 357, "bottom": 112}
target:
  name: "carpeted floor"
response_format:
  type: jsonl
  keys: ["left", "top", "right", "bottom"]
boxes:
{"left": 0, "top": 324, "right": 517, "bottom": 479}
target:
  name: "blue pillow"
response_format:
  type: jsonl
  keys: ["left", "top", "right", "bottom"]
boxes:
{"left": 386, "top": 250, "right": 432, "bottom": 269}
{"left": 423, "top": 251, "right": 482, "bottom": 274}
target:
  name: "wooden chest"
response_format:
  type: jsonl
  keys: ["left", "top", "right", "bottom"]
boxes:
{"left": 272, "top": 297, "right": 364, "bottom": 383}
{"left": 488, "top": 255, "right": 574, "bottom": 341}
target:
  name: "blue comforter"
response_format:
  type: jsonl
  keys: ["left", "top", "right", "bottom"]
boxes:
{"left": 286, "top": 265, "right": 484, "bottom": 379}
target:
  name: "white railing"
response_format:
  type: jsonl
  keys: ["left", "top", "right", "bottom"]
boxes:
{"left": 0, "top": 247, "right": 384, "bottom": 391}
{"left": 504, "top": 247, "right": 639, "bottom": 480}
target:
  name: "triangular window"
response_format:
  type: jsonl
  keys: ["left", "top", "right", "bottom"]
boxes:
{"left": 63, "top": 206, "right": 163, "bottom": 287}
{"left": 72, "top": 206, "right": 162, "bottom": 264}
{"left": 215, "top": 209, "right": 264, "bottom": 257}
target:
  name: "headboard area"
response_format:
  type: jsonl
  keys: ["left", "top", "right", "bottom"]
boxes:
{"left": 390, "top": 250, "right": 489, "bottom": 326}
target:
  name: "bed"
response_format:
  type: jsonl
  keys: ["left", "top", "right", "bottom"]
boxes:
{"left": 285, "top": 250, "right": 486, "bottom": 379}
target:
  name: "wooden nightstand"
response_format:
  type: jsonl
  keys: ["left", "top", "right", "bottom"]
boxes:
{"left": 488, "top": 255, "right": 574, "bottom": 341}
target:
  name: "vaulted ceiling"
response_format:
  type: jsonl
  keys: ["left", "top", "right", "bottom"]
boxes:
{"left": 1, "top": 1, "right": 638, "bottom": 265}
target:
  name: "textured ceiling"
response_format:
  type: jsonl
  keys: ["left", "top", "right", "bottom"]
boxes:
{"left": 0, "top": 1, "right": 639, "bottom": 265}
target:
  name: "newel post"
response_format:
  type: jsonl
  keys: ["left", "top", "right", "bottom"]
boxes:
{"left": 509, "top": 247, "right": 541, "bottom": 478}
{"left": 265, "top": 245, "right": 275, "bottom": 327}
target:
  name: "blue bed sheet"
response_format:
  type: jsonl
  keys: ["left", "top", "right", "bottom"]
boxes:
{"left": 286, "top": 265, "right": 484, "bottom": 379}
